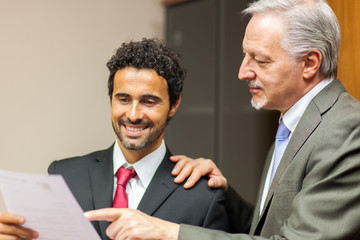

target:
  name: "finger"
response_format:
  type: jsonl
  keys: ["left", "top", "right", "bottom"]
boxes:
{"left": 183, "top": 170, "right": 203, "bottom": 189}
{"left": 173, "top": 163, "right": 194, "bottom": 184}
{"left": 169, "top": 155, "right": 187, "bottom": 162}
{"left": 183, "top": 159, "right": 216, "bottom": 188}
{"left": 0, "top": 233, "right": 30, "bottom": 240}
{"left": 209, "top": 171, "right": 228, "bottom": 189}
{"left": 171, "top": 158, "right": 188, "bottom": 175}
{"left": 0, "top": 223, "right": 38, "bottom": 239}
{"left": 84, "top": 208, "right": 122, "bottom": 222}
{"left": 182, "top": 160, "right": 214, "bottom": 188}
{"left": 208, "top": 176, "right": 228, "bottom": 189}
{"left": 106, "top": 220, "right": 125, "bottom": 240}
{"left": 0, "top": 213, "right": 38, "bottom": 239}
{"left": 105, "top": 213, "right": 138, "bottom": 240}
{"left": 0, "top": 212, "right": 25, "bottom": 225}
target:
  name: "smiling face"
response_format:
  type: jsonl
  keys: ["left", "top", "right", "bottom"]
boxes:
{"left": 111, "top": 67, "right": 180, "bottom": 162}
{"left": 238, "top": 13, "right": 307, "bottom": 114}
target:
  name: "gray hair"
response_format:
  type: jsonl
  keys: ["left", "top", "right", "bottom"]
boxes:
{"left": 243, "top": 0, "right": 340, "bottom": 79}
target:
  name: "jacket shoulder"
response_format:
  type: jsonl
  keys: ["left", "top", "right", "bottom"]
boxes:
{"left": 48, "top": 145, "right": 113, "bottom": 174}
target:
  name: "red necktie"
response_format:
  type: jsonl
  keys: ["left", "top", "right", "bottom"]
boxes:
{"left": 113, "top": 167, "right": 137, "bottom": 208}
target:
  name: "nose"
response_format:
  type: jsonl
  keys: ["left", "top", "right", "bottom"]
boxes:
{"left": 238, "top": 55, "right": 256, "bottom": 81}
{"left": 126, "top": 102, "right": 144, "bottom": 122}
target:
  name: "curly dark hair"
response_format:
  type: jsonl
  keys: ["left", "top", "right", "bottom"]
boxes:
{"left": 107, "top": 38, "right": 186, "bottom": 108}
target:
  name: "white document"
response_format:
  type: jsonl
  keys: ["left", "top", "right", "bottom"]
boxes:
{"left": 0, "top": 169, "right": 101, "bottom": 240}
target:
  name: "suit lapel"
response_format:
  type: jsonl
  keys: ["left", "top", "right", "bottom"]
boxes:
{"left": 137, "top": 148, "right": 180, "bottom": 215}
{"left": 265, "top": 104, "right": 322, "bottom": 199}
{"left": 88, "top": 145, "right": 114, "bottom": 240}
{"left": 250, "top": 144, "right": 274, "bottom": 234}
{"left": 254, "top": 80, "right": 346, "bottom": 232}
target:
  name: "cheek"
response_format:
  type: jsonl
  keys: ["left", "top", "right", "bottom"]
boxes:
{"left": 111, "top": 107, "right": 118, "bottom": 119}
{"left": 267, "top": 67, "right": 293, "bottom": 88}
{"left": 111, "top": 105, "right": 125, "bottom": 121}
{"left": 257, "top": 77, "right": 282, "bottom": 101}
{"left": 111, "top": 113, "right": 119, "bottom": 127}
{"left": 149, "top": 108, "right": 170, "bottom": 123}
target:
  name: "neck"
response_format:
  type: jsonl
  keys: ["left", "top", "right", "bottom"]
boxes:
{"left": 117, "top": 138, "right": 163, "bottom": 164}
{"left": 280, "top": 76, "right": 324, "bottom": 115}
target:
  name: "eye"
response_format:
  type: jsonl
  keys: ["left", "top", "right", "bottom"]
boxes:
{"left": 119, "top": 98, "right": 130, "bottom": 104}
{"left": 143, "top": 99, "right": 157, "bottom": 106}
{"left": 255, "top": 59, "right": 269, "bottom": 66}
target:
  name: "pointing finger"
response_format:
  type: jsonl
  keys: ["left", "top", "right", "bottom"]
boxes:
{"left": 84, "top": 208, "right": 123, "bottom": 222}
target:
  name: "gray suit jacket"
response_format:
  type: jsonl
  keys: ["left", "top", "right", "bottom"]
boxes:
{"left": 48, "top": 146, "right": 230, "bottom": 240}
{"left": 180, "top": 79, "right": 360, "bottom": 239}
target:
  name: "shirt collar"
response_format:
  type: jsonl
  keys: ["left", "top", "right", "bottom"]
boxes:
{"left": 282, "top": 78, "right": 333, "bottom": 136}
{"left": 113, "top": 140, "right": 166, "bottom": 188}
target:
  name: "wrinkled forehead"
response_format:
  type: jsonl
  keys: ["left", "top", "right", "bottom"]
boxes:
{"left": 246, "top": 13, "right": 285, "bottom": 37}
{"left": 243, "top": 13, "right": 286, "bottom": 52}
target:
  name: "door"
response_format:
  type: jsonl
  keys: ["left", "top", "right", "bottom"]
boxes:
{"left": 328, "top": 0, "right": 360, "bottom": 100}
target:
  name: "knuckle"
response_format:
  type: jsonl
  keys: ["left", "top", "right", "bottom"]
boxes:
{"left": 176, "top": 161, "right": 186, "bottom": 167}
{"left": 205, "top": 158, "right": 213, "bottom": 163}
{"left": 183, "top": 163, "right": 193, "bottom": 169}
{"left": 8, "top": 225, "right": 19, "bottom": 233}
{"left": 0, "top": 223, "right": 5, "bottom": 233}
{"left": 206, "top": 159, "right": 216, "bottom": 167}
{"left": 0, "top": 223, "right": 17, "bottom": 235}
{"left": 181, "top": 159, "right": 190, "bottom": 164}
{"left": 192, "top": 168, "right": 202, "bottom": 176}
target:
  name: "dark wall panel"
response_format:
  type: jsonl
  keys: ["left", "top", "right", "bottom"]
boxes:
{"left": 165, "top": 0, "right": 278, "bottom": 204}
{"left": 165, "top": 0, "right": 218, "bottom": 159}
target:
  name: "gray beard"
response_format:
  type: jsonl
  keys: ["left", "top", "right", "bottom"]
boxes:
{"left": 251, "top": 98, "right": 267, "bottom": 110}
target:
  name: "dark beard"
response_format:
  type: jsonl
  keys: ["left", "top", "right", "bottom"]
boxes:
{"left": 112, "top": 118, "right": 166, "bottom": 151}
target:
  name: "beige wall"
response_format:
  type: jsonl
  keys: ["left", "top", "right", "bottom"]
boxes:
{"left": 0, "top": 0, "right": 165, "bottom": 174}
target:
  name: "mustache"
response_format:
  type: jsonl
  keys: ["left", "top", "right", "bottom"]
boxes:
{"left": 247, "top": 80, "right": 264, "bottom": 90}
{"left": 118, "top": 118, "right": 154, "bottom": 127}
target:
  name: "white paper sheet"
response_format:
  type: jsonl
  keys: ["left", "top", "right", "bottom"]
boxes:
{"left": 0, "top": 169, "right": 101, "bottom": 240}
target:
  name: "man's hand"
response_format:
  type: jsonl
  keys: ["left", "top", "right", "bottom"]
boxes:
{"left": 0, "top": 212, "right": 38, "bottom": 239}
{"left": 170, "top": 155, "right": 228, "bottom": 190}
{"left": 85, "top": 208, "right": 180, "bottom": 240}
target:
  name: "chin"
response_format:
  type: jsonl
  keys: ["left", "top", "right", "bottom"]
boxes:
{"left": 251, "top": 98, "right": 267, "bottom": 110}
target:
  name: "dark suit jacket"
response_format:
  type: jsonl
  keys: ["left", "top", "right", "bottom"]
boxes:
{"left": 48, "top": 146, "right": 230, "bottom": 240}
{"left": 179, "top": 79, "right": 360, "bottom": 239}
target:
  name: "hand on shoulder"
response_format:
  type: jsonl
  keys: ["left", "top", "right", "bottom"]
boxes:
{"left": 170, "top": 155, "right": 228, "bottom": 190}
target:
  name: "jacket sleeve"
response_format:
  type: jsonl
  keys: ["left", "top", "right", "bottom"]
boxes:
{"left": 47, "top": 160, "right": 57, "bottom": 174}
{"left": 201, "top": 186, "right": 253, "bottom": 233}
{"left": 201, "top": 188, "right": 231, "bottom": 232}
{"left": 224, "top": 186, "right": 254, "bottom": 233}
{"left": 179, "top": 127, "right": 360, "bottom": 240}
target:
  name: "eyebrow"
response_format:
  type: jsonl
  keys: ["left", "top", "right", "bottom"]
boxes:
{"left": 114, "top": 93, "right": 162, "bottom": 101}
{"left": 243, "top": 48, "right": 272, "bottom": 61}
{"left": 142, "top": 94, "right": 162, "bottom": 101}
{"left": 243, "top": 44, "right": 267, "bottom": 57}
{"left": 114, "top": 93, "right": 129, "bottom": 98}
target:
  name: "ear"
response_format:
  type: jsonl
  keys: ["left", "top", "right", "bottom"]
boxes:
{"left": 168, "top": 95, "right": 182, "bottom": 117}
{"left": 303, "top": 49, "right": 322, "bottom": 80}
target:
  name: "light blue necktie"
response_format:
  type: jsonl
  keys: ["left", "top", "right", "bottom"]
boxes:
{"left": 269, "top": 120, "right": 291, "bottom": 184}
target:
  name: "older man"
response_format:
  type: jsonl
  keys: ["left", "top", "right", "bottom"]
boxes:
{"left": 85, "top": 0, "right": 360, "bottom": 239}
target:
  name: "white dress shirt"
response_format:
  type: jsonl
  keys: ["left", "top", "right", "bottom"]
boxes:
{"left": 112, "top": 140, "right": 166, "bottom": 209}
{"left": 259, "top": 78, "right": 333, "bottom": 214}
